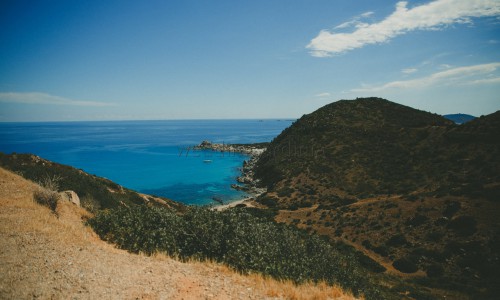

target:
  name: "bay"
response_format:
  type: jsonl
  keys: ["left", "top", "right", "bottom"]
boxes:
{"left": 0, "top": 119, "right": 293, "bottom": 205}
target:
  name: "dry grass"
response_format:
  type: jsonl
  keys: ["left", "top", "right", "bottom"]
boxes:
{"left": 0, "top": 167, "right": 357, "bottom": 299}
{"left": 147, "top": 254, "right": 359, "bottom": 299}
{"left": 253, "top": 276, "right": 358, "bottom": 300}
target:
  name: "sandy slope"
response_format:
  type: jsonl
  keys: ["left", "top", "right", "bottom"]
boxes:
{"left": 0, "top": 167, "right": 354, "bottom": 300}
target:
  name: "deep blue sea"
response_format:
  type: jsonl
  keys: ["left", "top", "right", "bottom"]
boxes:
{"left": 0, "top": 119, "right": 293, "bottom": 205}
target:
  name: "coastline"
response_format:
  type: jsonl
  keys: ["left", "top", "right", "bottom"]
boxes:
{"left": 211, "top": 196, "right": 257, "bottom": 211}
{"left": 195, "top": 140, "right": 267, "bottom": 209}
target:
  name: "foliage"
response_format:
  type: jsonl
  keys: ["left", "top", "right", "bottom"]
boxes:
{"left": 254, "top": 98, "right": 500, "bottom": 206}
{"left": 33, "top": 187, "right": 60, "bottom": 212}
{"left": 393, "top": 257, "right": 418, "bottom": 273}
{"left": 87, "top": 206, "right": 383, "bottom": 299}
{"left": 33, "top": 174, "right": 61, "bottom": 212}
{"left": 447, "top": 215, "right": 477, "bottom": 236}
{"left": 425, "top": 264, "right": 444, "bottom": 278}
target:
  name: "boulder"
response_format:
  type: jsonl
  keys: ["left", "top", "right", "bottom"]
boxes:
{"left": 59, "top": 190, "right": 80, "bottom": 207}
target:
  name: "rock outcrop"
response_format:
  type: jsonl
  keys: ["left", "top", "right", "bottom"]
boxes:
{"left": 59, "top": 190, "right": 80, "bottom": 207}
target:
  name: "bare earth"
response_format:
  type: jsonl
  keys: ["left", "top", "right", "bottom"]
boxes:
{"left": 0, "top": 167, "right": 354, "bottom": 300}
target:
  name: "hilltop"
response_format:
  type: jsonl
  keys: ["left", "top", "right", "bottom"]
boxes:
{"left": 255, "top": 97, "right": 499, "bottom": 202}
{"left": 254, "top": 97, "right": 500, "bottom": 298}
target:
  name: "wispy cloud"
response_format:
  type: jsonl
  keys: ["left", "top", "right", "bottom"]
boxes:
{"left": 0, "top": 92, "right": 116, "bottom": 107}
{"left": 467, "top": 77, "right": 500, "bottom": 85}
{"left": 307, "top": 0, "right": 500, "bottom": 57}
{"left": 334, "top": 11, "right": 374, "bottom": 29}
{"left": 402, "top": 68, "right": 418, "bottom": 74}
{"left": 351, "top": 62, "right": 500, "bottom": 92}
{"left": 315, "top": 92, "right": 331, "bottom": 97}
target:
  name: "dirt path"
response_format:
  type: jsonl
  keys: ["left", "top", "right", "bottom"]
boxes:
{"left": 0, "top": 167, "right": 261, "bottom": 299}
{"left": 0, "top": 167, "right": 354, "bottom": 300}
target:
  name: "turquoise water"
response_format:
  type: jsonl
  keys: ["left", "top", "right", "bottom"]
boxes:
{"left": 0, "top": 120, "right": 293, "bottom": 205}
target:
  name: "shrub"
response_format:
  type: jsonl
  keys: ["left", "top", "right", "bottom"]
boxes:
{"left": 358, "top": 254, "right": 387, "bottom": 273}
{"left": 33, "top": 175, "right": 62, "bottom": 213}
{"left": 426, "top": 231, "right": 444, "bottom": 242}
{"left": 447, "top": 215, "right": 477, "bottom": 236}
{"left": 277, "top": 187, "right": 294, "bottom": 197}
{"left": 257, "top": 194, "right": 278, "bottom": 207}
{"left": 81, "top": 195, "right": 101, "bottom": 214}
{"left": 87, "top": 206, "right": 382, "bottom": 298}
{"left": 386, "top": 234, "right": 408, "bottom": 247}
{"left": 33, "top": 187, "right": 60, "bottom": 213}
{"left": 393, "top": 257, "right": 418, "bottom": 273}
{"left": 405, "top": 214, "right": 429, "bottom": 227}
{"left": 426, "top": 264, "right": 444, "bottom": 278}
{"left": 373, "top": 245, "right": 389, "bottom": 257}
{"left": 443, "top": 201, "right": 461, "bottom": 218}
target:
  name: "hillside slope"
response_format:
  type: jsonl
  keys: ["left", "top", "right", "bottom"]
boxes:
{"left": 0, "top": 152, "right": 184, "bottom": 211}
{"left": 254, "top": 98, "right": 500, "bottom": 298}
{"left": 0, "top": 167, "right": 354, "bottom": 299}
{"left": 256, "top": 97, "right": 499, "bottom": 204}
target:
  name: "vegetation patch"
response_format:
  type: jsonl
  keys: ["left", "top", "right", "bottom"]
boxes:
{"left": 33, "top": 175, "right": 61, "bottom": 213}
{"left": 447, "top": 215, "right": 477, "bottom": 236}
{"left": 88, "top": 206, "right": 383, "bottom": 299}
{"left": 392, "top": 257, "right": 418, "bottom": 273}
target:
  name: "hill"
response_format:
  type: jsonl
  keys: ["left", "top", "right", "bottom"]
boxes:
{"left": 443, "top": 113, "right": 476, "bottom": 124}
{"left": 254, "top": 97, "right": 500, "bottom": 298}
{"left": 0, "top": 166, "right": 355, "bottom": 299}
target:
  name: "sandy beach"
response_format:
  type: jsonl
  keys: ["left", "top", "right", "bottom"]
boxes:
{"left": 212, "top": 196, "right": 257, "bottom": 211}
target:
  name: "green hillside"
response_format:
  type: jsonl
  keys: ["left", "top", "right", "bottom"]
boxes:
{"left": 254, "top": 97, "right": 500, "bottom": 298}
{"left": 255, "top": 97, "right": 499, "bottom": 207}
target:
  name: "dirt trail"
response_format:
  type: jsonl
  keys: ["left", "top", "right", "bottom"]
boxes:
{"left": 0, "top": 167, "right": 354, "bottom": 300}
{"left": 0, "top": 167, "right": 266, "bottom": 299}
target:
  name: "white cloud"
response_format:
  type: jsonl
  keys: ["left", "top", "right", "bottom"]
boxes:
{"left": 315, "top": 92, "right": 331, "bottom": 97}
{"left": 360, "top": 11, "right": 375, "bottom": 18}
{"left": 307, "top": 0, "right": 500, "bottom": 57}
{"left": 334, "top": 11, "right": 374, "bottom": 30}
{"left": 351, "top": 62, "right": 500, "bottom": 92}
{"left": 402, "top": 68, "right": 418, "bottom": 74}
{"left": 467, "top": 77, "right": 500, "bottom": 85}
{"left": 0, "top": 92, "right": 116, "bottom": 107}
{"left": 439, "top": 64, "right": 453, "bottom": 69}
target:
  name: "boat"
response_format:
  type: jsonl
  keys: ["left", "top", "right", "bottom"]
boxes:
{"left": 203, "top": 159, "right": 212, "bottom": 163}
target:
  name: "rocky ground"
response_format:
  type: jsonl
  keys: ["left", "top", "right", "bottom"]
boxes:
{"left": 0, "top": 167, "right": 354, "bottom": 300}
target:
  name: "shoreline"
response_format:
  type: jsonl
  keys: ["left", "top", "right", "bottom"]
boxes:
{"left": 211, "top": 196, "right": 256, "bottom": 211}
{"left": 195, "top": 140, "right": 267, "bottom": 208}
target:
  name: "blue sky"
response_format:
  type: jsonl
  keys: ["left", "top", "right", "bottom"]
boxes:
{"left": 1, "top": 0, "right": 499, "bottom": 121}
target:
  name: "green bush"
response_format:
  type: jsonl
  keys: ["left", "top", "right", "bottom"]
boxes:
{"left": 386, "top": 234, "right": 408, "bottom": 247}
{"left": 393, "top": 257, "right": 418, "bottom": 273}
{"left": 257, "top": 194, "right": 278, "bottom": 207}
{"left": 426, "top": 264, "right": 444, "bottom": 278}
{"left": 87, "top": 206, "right": 382, "bottom": 298}
{"left": 447, "top": 215, "right": 477, "bottom": 236}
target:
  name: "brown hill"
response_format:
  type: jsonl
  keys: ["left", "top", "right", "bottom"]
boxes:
{"left": 0, "top": 166, "right": 354, "bottom": 299}
{"left": 254, "top": 98, "right": 500, "bottom": 298}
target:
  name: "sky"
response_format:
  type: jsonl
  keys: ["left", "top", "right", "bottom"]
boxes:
{"left": 0, "top": 0, "right": 499, "bottom": 122}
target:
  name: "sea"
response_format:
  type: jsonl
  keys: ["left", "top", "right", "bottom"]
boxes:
{"left": 0, "top": 119, "right": 293, "bottom": 205}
